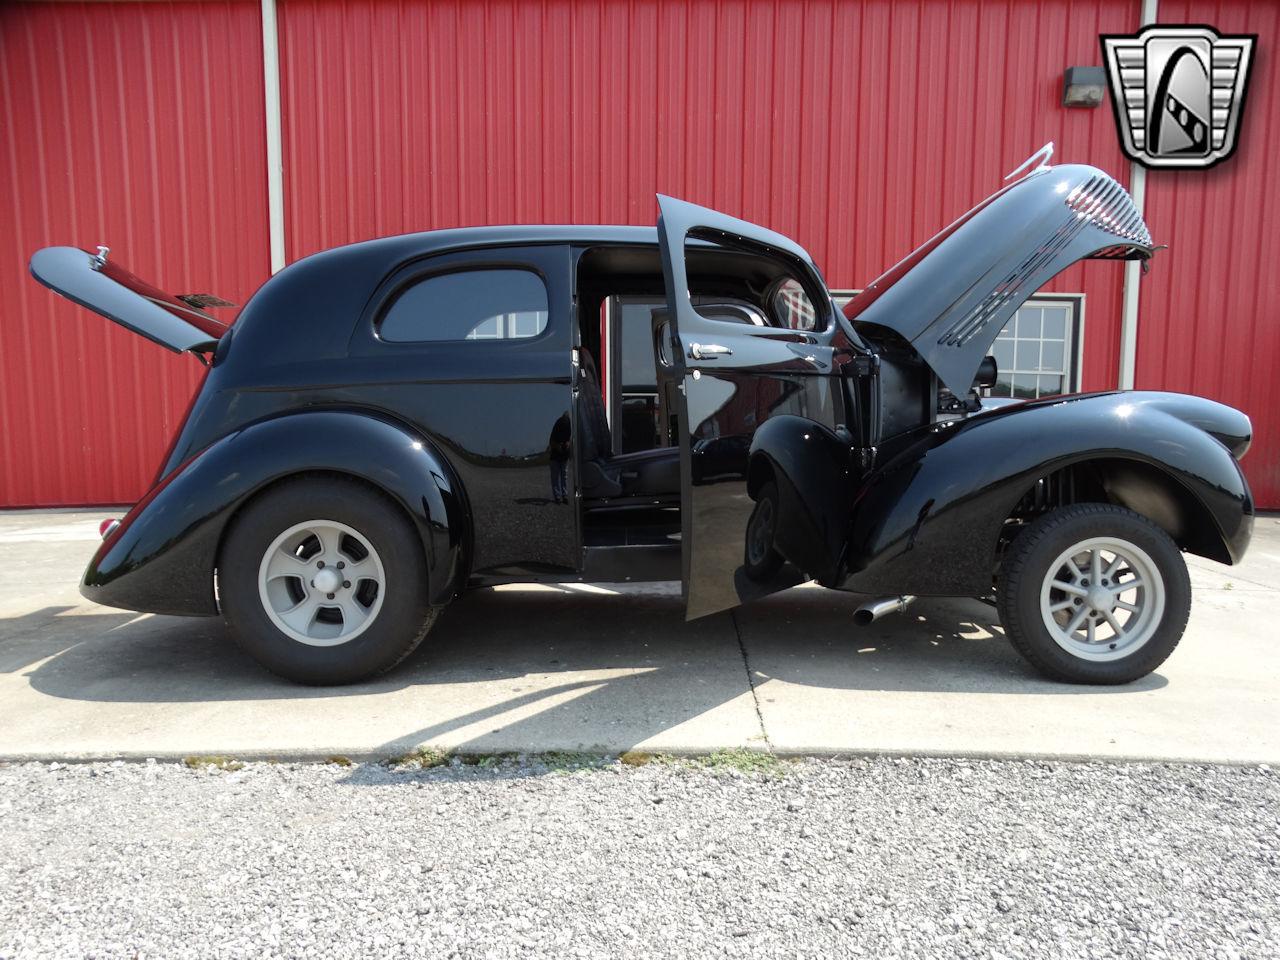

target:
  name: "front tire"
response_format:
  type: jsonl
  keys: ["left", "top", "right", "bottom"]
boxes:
{"left": 997, "top": 504, "right": 1191, "bottom": 684}
{"left": 220, "top": 477, "right": 438, "bottom": 685}
{"left": 743, "top": 480, "right": 785, "bottom": 582}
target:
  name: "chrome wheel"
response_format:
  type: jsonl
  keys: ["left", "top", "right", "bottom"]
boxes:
{"left": 257, "top": 520, "right": 386, "bottom": 646}
{"left": 1039, "top": 536, "right": 1165, "bottom": 662}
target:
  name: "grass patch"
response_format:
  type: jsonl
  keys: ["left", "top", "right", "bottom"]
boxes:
{"left": 183, "top": 755, "right": 244, "bottom": 772}
{"left": 537, "top": 751, "right": 608, "bottom": 773}
{"left": 377, "top": 748, "right": 788, "bottom": 777}
{"left": 456, "top": 752, "right": 520, "bottom": 769}
{"left": 325, "top": 755, "right": 353, "bottom": 767}
{"left": 696, "top": 749, "right": 789, "bottom": 778}
{"left": 391, "top": 747, "right": 450, "bottom": 769}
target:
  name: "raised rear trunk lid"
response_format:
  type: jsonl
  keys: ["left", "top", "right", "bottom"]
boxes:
{"left": 29, "top": 245, "right": 232, "bottom": 355}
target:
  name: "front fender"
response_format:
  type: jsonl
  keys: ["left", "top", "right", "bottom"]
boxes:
{"left": 82, "top": 409, "right": 468, "bottom": 616}
{"left": 837, "top": 391, "right": 1253, "bottom": 597}
{"left": 748, "top": 416, "right": 858, "bottom": 584}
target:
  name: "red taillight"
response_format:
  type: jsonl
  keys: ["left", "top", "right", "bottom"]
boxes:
{"left": 99, "top": 518, "right": 120, "bottom": 539}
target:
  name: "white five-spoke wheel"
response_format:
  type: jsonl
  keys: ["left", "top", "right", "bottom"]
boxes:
{"left": 222, "top": 477, "right": 438, "bottom": 685}
{"left": 258, "top": 520, "right": 386, "bottom": 646}
{"left": 998, "top": 503, "right": 1191, "bottom": 684}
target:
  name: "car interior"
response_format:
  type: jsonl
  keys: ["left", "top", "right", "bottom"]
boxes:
{"left": 572, "top": 243, "right": 817, "bottom": 551}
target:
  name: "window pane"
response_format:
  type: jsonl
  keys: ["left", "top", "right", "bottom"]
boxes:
{"left": 512, "top": 311, "right": 544, "bottom": 338}
{"left": 985, "top": 300, "right": 1076, "bottom": 397}
{"left": 1038, "top": 374, "right": 1065, "bottom": 396}
{"left": 1015, "top": 340, "right": 1040, "bottom": 371}
{"left": 618, "top": 302, "right": 660, "bottom": 390}
{"left": 1011, "top": 373, "right": 1039, "bottom": 398}
{"left": 1016, "top": 308, "right": 1042, "bottom": 338}
{"left": 772, "top": 278, "right": 817, "bottom": 331}
{"left": 1040, "top": 339, "right": 1065, "bottom": 373}
{"left": 467, "top": 316, "right": 500, "bottom": 340}
{"left": 381, "top": 269, "right": 549, "bottom": 342}
{"left": 1042, "top": 307, "right": 1068, "bottom": 340}
{"left": 991, "top": 339, "right": 1014, "bottom": 370}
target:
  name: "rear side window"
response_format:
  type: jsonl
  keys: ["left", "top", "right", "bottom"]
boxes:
{"left": 380, "top": 268, "right": 549, "bottom": 342}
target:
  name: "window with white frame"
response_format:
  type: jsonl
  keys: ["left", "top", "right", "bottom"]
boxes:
{"left": 988, "top": 299, "right": 1079, "bottom": 398}
{"left": 832, "top": 291, "right": 1083, "bottom": 398}
{"left": 464, "top": 311, "right": 549, "bottom": 340}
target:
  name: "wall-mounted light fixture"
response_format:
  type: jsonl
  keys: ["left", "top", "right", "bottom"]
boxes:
{"left": 1062, "top": 66, "right": 1107, "bottom": 107}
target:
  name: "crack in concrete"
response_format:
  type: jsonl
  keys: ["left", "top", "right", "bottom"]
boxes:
{"left": 729, "top": 608, "right": 771, "bottom": 750}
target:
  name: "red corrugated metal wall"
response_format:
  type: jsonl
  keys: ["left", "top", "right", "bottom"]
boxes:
{"left": 0, "top": 1, "right": 270, "bottom": 506}
{"left": 1137, "top": 0, "right": 1280, "bottom": 505}
{"left": 278, "top": 0, "right": 1136, "bottom": 393}
{"left": 4, "top": 0, "right": 1278, "bottom": 507}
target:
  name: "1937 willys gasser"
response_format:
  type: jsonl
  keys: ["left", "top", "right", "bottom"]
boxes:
{"left": 31, "top": 146, "right": 1253, "bottom": 686}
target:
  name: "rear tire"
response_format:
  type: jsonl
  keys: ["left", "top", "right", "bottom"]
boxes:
{"left": 743, "top": 481, "right": 785, "bottom": 582}
{"left": 220, "top": 476, "right": 437, "bottom": 685}
{"left": 997, "top": 503, "right": 1190, "bottom": 684}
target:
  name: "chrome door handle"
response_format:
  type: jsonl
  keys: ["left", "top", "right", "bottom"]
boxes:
{"left": 688, "top": 343, "right": 733, "bottom": 360}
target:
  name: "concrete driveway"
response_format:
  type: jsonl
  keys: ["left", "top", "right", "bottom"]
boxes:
{"left": 0, "top": 510, "right": 1276, "bottom": 764}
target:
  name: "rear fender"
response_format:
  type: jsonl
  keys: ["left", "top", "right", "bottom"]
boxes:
{"left": 832, "top": 391, "right": 1253, "bottom": 597}
{"left": 82, "top": 410, "right": 468, "bottom": 616}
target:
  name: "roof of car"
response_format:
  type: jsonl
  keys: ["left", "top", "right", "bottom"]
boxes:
{"left": 223, "top": 224, "right": 666, "bottom": 368}
{"left": 328, "top": 224, "right": 662, "bottom": 259}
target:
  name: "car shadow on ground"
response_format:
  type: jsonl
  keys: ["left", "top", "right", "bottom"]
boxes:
{"left": 6, "top": 586, "right": 1165, "bottom": 726}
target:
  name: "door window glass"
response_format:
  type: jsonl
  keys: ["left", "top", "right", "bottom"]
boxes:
{"left": 770, "top": 278, "right": 817, "bottom": 331}
{"left": 380, "top": 269, "right": 548, "bottom": 342}
{"left": 606, "top": 297, "right": 667, "bottom": 453}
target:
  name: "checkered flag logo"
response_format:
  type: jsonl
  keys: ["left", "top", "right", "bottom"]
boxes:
{"left": 1101, "top": 24, "right": 1256, "bottom": 169}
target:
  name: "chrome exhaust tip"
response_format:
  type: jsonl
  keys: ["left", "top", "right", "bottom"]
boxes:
{"left": 853, "top": 595, "right": 916, "bottom": 626}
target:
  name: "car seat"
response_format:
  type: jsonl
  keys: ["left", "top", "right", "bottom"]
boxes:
{"left": 576, "top": 348, "right": 681, "bottom": 502}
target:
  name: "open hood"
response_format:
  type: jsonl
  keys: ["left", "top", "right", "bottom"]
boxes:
{"left": 845, "top": 152, "right": 1154, "bottom": 396}
{"left": 29, "top": 246, "right": 232, "bottom": 355}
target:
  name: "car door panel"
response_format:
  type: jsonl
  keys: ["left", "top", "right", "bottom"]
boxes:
{"left": 655, "top": 195, "right": 843, "bottom": 619}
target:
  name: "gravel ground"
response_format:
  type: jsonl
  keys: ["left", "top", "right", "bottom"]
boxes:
{"left": 1, "top": 755, "right": 1277, "bottom": 960}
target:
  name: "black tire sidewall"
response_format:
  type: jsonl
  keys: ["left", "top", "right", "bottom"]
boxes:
{"left": 220, "top": 477, "right": 434, "bottom": 684}
{"left": 998, "top": 505, "right": 1191, "bottom": 684}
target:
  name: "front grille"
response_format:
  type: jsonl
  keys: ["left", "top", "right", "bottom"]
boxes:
{"left": 1065, "top": 174, "right": 1152, "bottom": 246}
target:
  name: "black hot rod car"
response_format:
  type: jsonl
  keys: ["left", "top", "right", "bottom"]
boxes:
{"left": 31, "top": 146, "right": 1253, "bottom": 686}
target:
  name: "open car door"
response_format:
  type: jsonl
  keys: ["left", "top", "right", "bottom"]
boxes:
{"left": 30, "top": 246, "right": 231, "bottom": 356}
{"left": 655, "top": 196, "right": 847, "bottom": 619}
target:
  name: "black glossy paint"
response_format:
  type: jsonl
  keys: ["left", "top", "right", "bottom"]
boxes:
{"left": 163, "top": 239, "right": 589, "bottom": 585}
{"left": 753, "top": 391, "right": 1253, "bottom": 598}
{"left": 83, "top": 410, "right": 467, "bottom": 616}
{"left": 35, "top": 170, "right": 1255, "bottom": 627}
{"left": 656, "top": 195, "right": 855, "bottom": 618}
